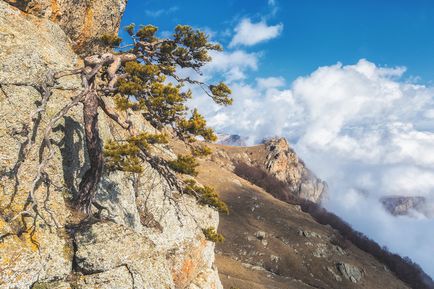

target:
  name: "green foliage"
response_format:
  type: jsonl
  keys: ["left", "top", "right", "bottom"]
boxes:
{"left": 124, "top": 23, "right": 136, "bottom": 36}
{"left": 104, "top": 133, "right": 168, "bottom": 173}
{"left": 31, "top": 282, "right": 50, "bottom": 289}
{"left": 168, "top": 154, "right": 198, "bottom": 176}
{"left": 100, "top": 34, "right": 122, "bottom": 47}
{"left": 202, "top": 227, "right": 224, "bottom": 243}
{"left": 178, "top": 109, "right": 217, "bottom": 142}
{"left": 105, "top": 23, "right": 232, "bottom": 175}
{"left": 144, "top": 83, "right": 191, "bottom": 128}
{"left": 114, "top": 24, "right": 229, "bottom": 139}
{"left": 136, "top": 25, "right": 158, "bottom": 41}
{"left": 114, "top": 95, "right": 141, "bottom": 111}
{"left": 210, "top": 82, "right": 233, "bottom": 105}
{"left": 184, "top": 180, "right": 229, "bottom": 214}
{"left": 191, "top": 144, "right": 212, "bottom": 157}
{"left": 144, "top": 133, "right": 169, "bottom": 144}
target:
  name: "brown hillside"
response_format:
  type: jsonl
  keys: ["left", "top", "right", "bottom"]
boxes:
{"left": 170, "top": 139, "right": 415, "bottom": 289}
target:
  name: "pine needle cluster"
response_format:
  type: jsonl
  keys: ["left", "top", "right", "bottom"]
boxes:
{"left": 202, "top": 227, "right": 224, "bottom": 243}
{"left": 184, "top": 179, "right": 229, "bottom": 214}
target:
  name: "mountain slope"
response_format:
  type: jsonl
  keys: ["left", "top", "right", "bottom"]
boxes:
{"left": 179, "top": 140, "right": 432, "bottom": 289}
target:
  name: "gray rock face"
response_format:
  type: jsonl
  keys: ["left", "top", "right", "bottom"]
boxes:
{"left": 264, "top": 138, "right": 327, "bottom": 203}
{"left": 76, "top": 266, "right": 134, "bottom": 289}
{"left": 336, "top": 262, "right": 363, "bottom": 283}
{"left": 0, "top": 3, "right": 80, "bottom": 287}
{"left": 0, "top": 2, "right": 223, "bottom": 288}
{"left": 74, "top": 221, "right": 174, "bottom": 288}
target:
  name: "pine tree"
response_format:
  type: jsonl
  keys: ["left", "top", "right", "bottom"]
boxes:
{"left": 28, "top": 24, "right": 232, "bottom": 214}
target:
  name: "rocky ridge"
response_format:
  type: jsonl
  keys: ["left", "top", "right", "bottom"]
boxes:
{"left": 264, "top": 138, "right": 327, "bottom": 203}
{"left": 211, "top": 137, "right": 326, "bottom": 203}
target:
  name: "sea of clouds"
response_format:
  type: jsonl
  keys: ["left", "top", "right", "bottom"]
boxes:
{"left": 189, "top": 58, "right": 434, "bottom": 277}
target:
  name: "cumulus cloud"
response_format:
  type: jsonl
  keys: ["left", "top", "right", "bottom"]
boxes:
{"left": 229, "top": 18, "right": 283, "bottom": 47}
{"left": 195, "top": 59, "right": 434, "bottom": 277}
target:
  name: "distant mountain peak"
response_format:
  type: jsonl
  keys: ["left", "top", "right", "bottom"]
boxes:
{"left": 216, "top": 133, "right": 248, "bottom": 146}
{"left": 381, "top": 196, "right": 433, "bottom": 218}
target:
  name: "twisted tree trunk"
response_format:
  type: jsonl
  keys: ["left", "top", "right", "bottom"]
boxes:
{"left": 77, "top": 90, "right": 104, "bottom": 213}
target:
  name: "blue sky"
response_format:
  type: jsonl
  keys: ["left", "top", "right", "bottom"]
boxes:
{"left": 121, "top": 1, "right": 434, "bottom": 278}
{"left": 122, "top": 0, "right": 434, "bottom": 84}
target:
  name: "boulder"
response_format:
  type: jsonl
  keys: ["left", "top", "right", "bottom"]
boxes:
{"left": 336, "top": 262, "right": 363, "bottom": 283}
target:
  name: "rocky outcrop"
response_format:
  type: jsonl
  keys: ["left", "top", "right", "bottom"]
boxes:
{"left": 264, "top": 138, "right": 327, "bottom": 203}
{"left": 4, "top": 0, "right": 127, "bottom": 55}
{"left": 0, "top": 1, "right": 222, "bottom": 288}
{"left": 381, "top": 196, "right": 432, "bottom": 218}
{"left": 210, "top": 137, "right": 326, "bottom": 203}
{"left": 336, "top": 262, "right": 363, "bottom": 283}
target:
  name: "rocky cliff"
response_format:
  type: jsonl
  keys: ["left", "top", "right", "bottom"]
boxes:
{"left": 0, "top": 1, "right": 222, "bottom": 288}
{"left": 4, "top": 0, "right": 127, "bottom": 54}
{"left": 211, "top": 137, "right": 326, "bottom": 203}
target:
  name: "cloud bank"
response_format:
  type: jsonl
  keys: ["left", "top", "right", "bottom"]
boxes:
{"left": 229, "top": 18, "right": 283, "bottom": 47}
{"left": 192, "top": 59, "right": 434, "bottom": 277}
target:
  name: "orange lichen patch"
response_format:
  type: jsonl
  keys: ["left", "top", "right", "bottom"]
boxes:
{"left": 0, "top": 216, "right": 10, "bottom": 233}
{"left": 50, "top": 0, "right": 61, "bottom": 21}
{"left": 0, "top": 237, "right": 36, "bottom": 284}
{"left": 73, "top": 6, "right": 94, "bottom": 50}
{"left": 0, "top": 234, "right": 37, "bottom": 264}
{"left": 172, "top": 239, "right": 208, "bottom": 288}
{"left": 0, "top": 187, "right": 31, "bottom": 216}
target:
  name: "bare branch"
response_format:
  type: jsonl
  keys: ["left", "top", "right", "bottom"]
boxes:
{"left": 97, "top": 97, "right": 133, "bottom": 132}
{"left": 54, "top": 68, "right": 83, "bottom": 79}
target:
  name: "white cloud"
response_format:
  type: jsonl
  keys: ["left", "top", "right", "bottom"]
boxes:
{"left": 256, "top": 76, "right": 285, "bottom": 89}
{"left": 267, "top": 0, "right": 279, "bottom": 16}
{"left": 204, "top": 50, "right": 259, "bottom": 82}
{"left": 229, "top": 18, "right": 283, "bottom": 47}
{"left": 195, "top": 59, "right": 434, "bottom": 278}
{"left": 174, "top": 49, "right": 259, "bottom": 87}
{"left": 145, "top": 6, "right": 178, "bottom": 17}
